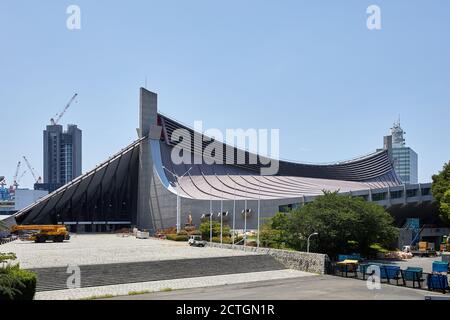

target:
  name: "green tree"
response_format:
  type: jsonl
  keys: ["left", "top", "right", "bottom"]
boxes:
{"left": 260, "top": 213, "right": 290, "bottom": 248}
{"left": 261, "top": 192, "right": 398, "bottom": 258}
{"left": 199, "top": 220, "right": 230, "bottom": 240}
{"left": 432, "top": 161, "right": 450, "bottom": 221}
{"left": 440, "top": 190, "right": 450, "bottom": 219}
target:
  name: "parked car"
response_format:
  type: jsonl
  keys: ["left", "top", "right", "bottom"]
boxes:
{"left": 188, "top": 235, "right": 207, "bottom": 247}
{"left": 402, "top": 245, "right": 411, "bottom": 253}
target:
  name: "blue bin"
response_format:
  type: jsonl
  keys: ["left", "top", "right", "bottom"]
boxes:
{"left": 432, "top": 261, "right": 449, "bottom": 273}
{"left": 427, "top": 274, "right": 449, "bottom": 293}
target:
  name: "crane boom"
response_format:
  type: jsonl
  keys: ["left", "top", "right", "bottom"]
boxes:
{"left": 17, "top": 170, "right": 27, "bottom": 184}
{"left": 13, "top": 161, "right": 21, "bottom": 188}
{"left": 50, "top": 93, "right": 78, "bottom": 125}
{"left": 22, "top": 156, "right": 42, "bottom": 184}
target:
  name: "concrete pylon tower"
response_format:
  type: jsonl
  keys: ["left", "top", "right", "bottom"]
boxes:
{"left": 137, "top": 88, "right": 161, "bottom": 231}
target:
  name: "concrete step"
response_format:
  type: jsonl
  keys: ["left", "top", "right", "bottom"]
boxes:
{"left": 28, "top": 254, "right": 286, "bottom": 292}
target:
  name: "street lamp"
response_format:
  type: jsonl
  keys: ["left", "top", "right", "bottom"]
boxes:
{"left": 232, "top": 181, "right": 236, "bottom": 247}
{"left": 210, "top": 212, "right": 213, "bottom": 245}
{"left": 257, "top": 178, "right": 261, "bottom": 249}
{"left": 162, "top": 166, "right": 193, "bottom": 233}
{"left": 307, "top": 232, "right": 319, "bottom": 253}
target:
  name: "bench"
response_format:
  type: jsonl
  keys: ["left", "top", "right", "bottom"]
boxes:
{"left": 358, "top": 263, "right": 383, "bottom": 280}
{"left": 401, "top": 267, "right": 424, "bottom": 288}
{"left": 336, "top": 259, "right": 359, "bottom": 278}
{"left": 380, "top": 265, "right": 403, "bottom": 285}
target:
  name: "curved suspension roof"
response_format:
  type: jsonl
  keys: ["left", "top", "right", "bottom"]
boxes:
{"left": 159, "top": 114, "right": 401, "bottom": 184}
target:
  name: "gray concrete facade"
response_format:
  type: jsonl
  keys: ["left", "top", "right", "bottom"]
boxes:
{"left": 137, "top": 88, "right": 158, "bottom": 230}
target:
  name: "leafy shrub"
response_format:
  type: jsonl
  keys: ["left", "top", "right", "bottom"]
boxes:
{"left": 0, "top": 252, "right": 17, "bottom": 265}
{"left": 188, "top": 230, "right": 202, "bottom": 236}
{"left": 159, "top": 227, "right": 177, "bottom": 235}
{"left": 233, "top": 236, "right": 244, "bottom": 244}
{"left": 0, "top": 273, "right": 25, "bottom": 300}
{"left": 367, "top": 243, "right": 390, "bottom": 258}
{"left": 246, "top": 241, "right": 257, "bottom": 247}
{"left": 177, "top": 230, "right": 188, "bottom": 236}
{"left": 166, "top": 234, "right": 189, "bottom": 242}
{"left": 369, "top": 243, "right": 389, "bottom": 253}
{"left": 0, "top": 265, "right": 36, "bottom": 300}
{"left": 222, "top": 237, "right": 233, "bottom": 244}
{"left": 199, "top": 221, "right": 230, "bottom": 239}
{"left": 9, "top": 267, "right": 37, "bottom": 300}
{"left": 211, "top": 237, "right": 233, "bottom": 244}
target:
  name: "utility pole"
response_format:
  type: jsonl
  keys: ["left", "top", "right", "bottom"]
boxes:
{"left": 257, "top": 178, "right": 261, "bottom": 249}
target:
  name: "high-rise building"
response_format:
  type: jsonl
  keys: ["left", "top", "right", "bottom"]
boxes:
{"left": 43, "top": 124, "right": 82, "bottom": 189}
{"left": 382, "top": 120, "right": 418, "bottom": 184}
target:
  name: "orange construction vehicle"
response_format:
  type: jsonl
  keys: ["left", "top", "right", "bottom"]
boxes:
{"left": 11, "top": 225, "right": 70, "bottom": 243}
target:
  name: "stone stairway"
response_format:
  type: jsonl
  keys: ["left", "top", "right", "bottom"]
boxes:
{"left": 28, "top": 254, "right": 286, "bottom": 292}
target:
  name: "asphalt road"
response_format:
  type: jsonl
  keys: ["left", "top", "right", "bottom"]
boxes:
{"left": 109, "top": 275, "right": 447, "bottom": 300}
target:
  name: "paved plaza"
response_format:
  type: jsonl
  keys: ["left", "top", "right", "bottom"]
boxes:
{"left": 110, "top": 275, "right": 447, "bottom": 300}
{"left": 35, "top": 269, "right": 313, "bottom": 300}
{"left": 1, "top": 234, "right": 258, "bottom": 269}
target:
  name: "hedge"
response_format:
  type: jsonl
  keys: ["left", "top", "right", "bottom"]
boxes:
{"left": 0, "top": 265, "right": 37, "bottom": 301}
{"left": 9, "top": 268, "right": 37, "bottom": 300}
{"left": 211, "top": 237, "right": 233, "bottom": 244}
{"left": 166, "top": 234, "right": 189, "bottom": 242}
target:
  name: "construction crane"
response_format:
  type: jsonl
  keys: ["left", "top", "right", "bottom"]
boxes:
{"left": 16, "top": 170, "right": 27, "bottom": 186}
{"left": 22, "top": 156, "right": 42, "bottom": 184}
{"left": 50, "top": 93, "right": 78, "bottom": 125}
{"left": 12, "top": 161, "right": 21, "bottom": 189}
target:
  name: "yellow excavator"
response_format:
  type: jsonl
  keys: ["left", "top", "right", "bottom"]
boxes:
{"left": 11, "top": 225, "right": 70, "bottom": 243}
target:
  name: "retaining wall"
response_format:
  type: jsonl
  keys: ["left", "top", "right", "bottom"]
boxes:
{"left": 206, "top": 242, "right": 329, "bottom": 274}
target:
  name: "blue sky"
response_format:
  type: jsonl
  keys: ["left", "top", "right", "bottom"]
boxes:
{"left": 0, "top": 0, "right": 449, "bottom": 188}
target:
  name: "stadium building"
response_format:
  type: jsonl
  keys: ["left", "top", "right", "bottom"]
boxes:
{"left": 13, "top": 89, "right": 437, "bottom": 233}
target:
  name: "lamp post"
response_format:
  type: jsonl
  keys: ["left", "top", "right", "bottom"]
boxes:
{"left": 257, "top": 179, "right": 260, "bottom": 249}
{"left": 220, "top": 200, "right": 223, "bottom": 244}
{"left": 244, "top": 199, "right": 247, "bottom": 249}
{"left": 210, "top": 211, "right": 213, "bottom": 245}
{"left": 218, "top": 175, "right": 224, "bottom": 245}
{"left": 232, "top": 181, "right": 236, "bottom": 247}
{"left": 307, "top": 232, "right": 319, "bottom": 253}
{"left": 162, "top": 166, "right": 192, "bottom": 234}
